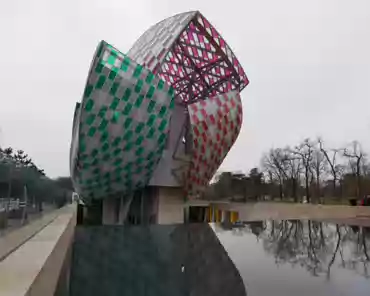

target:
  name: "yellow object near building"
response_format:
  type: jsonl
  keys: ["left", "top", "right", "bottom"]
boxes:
{"left": 214, "top": 208, "right": 220, "bottom": 222}
{"left": 230, "top": 211, "right": 239, "bottom": 223}
{"left": 207, "top": 207, "right": 213, "bottom": 222}
{"left": 204, "top": 206, "right": 239, "bottom": 223}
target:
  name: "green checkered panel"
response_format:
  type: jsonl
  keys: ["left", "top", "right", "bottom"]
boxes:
{"left": 70, "top": 40, "right": 175, "bottom": 201}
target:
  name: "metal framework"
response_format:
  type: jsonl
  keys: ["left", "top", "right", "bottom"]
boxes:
{"left": 128, "top": 11, "right": 249, "bottom": 104}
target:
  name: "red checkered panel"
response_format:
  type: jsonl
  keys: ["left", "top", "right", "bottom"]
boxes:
{"left": 158, "top": 12, "right": 249, "bottom": 104}
{"left": 128, "top": 11, "right": 249, "bottom": 105}
{"left": 186, "top": 91, "right": 243, "bottom": 197}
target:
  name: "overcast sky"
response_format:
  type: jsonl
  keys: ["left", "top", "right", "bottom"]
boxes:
{"left": 0, "top": 0, "right": 370, "bottom": 178}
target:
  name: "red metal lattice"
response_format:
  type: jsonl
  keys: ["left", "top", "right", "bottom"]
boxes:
{"left": 156, "top": 12, "right": 249, "bottom": 104}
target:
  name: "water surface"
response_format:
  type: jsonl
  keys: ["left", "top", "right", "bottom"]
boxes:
{"left": 69, "top": 220, "right": 370, "bottom": 296}
{"left": 215, "top": 220, "right": 370, "bottom": 296}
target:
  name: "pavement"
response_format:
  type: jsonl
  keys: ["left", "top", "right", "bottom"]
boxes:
{"left": 0, "top": 205, "right": 76, "bottom": 296}
{"left": 0, "top": 207, "right": 64, "bottom": 262}
{"left": 214, "top": 202, "right": 370, "bottom": 223}
{"left": 0, "top": 205, "right": 55, "bottom": 237}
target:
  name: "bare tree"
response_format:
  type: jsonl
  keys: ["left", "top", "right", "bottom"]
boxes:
{"left": 262, "top": 148, "right": 289, "bottom": 200}
{"left": 284, "top": 147, "right": 301, "bottom": 202}
{"left": 262, "top": 152, "right": 282, "bottom": 199}
{"left": 343, "top": 141, "right": 364, "bottom": 198}
{"left": 294, "top": 139, "right": 314, "bottom": 203}
{"left": 253, "top": 137, "right": 370, "bottom": 203}
{"left": 319, "top": 138, "right": 341, "bottom": 197}
{"left": 311, "top": 140, "right": 327, "bottom": 203}
{"left": 336, "top": 164, "right": 346, "bottom": 198}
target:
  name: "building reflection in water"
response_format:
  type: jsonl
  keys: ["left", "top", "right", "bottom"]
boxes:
{"left": 70, "top": 223, "right": 247, "bottom": 296}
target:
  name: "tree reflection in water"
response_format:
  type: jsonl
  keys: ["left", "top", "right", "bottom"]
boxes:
{"left": 223, "top": 220, "right": 370, "bottom": 279}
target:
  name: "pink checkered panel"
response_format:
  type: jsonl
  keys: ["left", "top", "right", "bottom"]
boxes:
{"left": 186, "top": 91, "right": 243, "bottom": 197}
{"left": 128, "top": 11, "right": 249, "bottom": 104}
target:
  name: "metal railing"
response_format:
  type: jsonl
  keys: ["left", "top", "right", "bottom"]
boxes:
{"left": 0, "top": 198, "right": 26, "bottom": 212}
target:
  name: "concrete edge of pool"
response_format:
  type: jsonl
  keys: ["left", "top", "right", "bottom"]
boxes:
{"left": 0, "top": 205, "right": 76, "bottom": 296}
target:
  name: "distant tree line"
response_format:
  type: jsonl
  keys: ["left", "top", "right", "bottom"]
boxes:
{"left": 0, "top": 146, "right": 73, "bottom": 209}
{"left": 204, "top": 138, "right": 370, "bottom": 204}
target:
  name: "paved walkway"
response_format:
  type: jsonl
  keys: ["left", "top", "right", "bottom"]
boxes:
{"left": 0, "top": 207, "right": 66, "bottom": 262}
{"left": 215, "top": 202, "right": 370, "bottom": 222}
{"left": 0, "top": 205, "right": 76, "bottom": 296}
{"left": 0, "top": 207, "right": 54, "bottom": 238}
